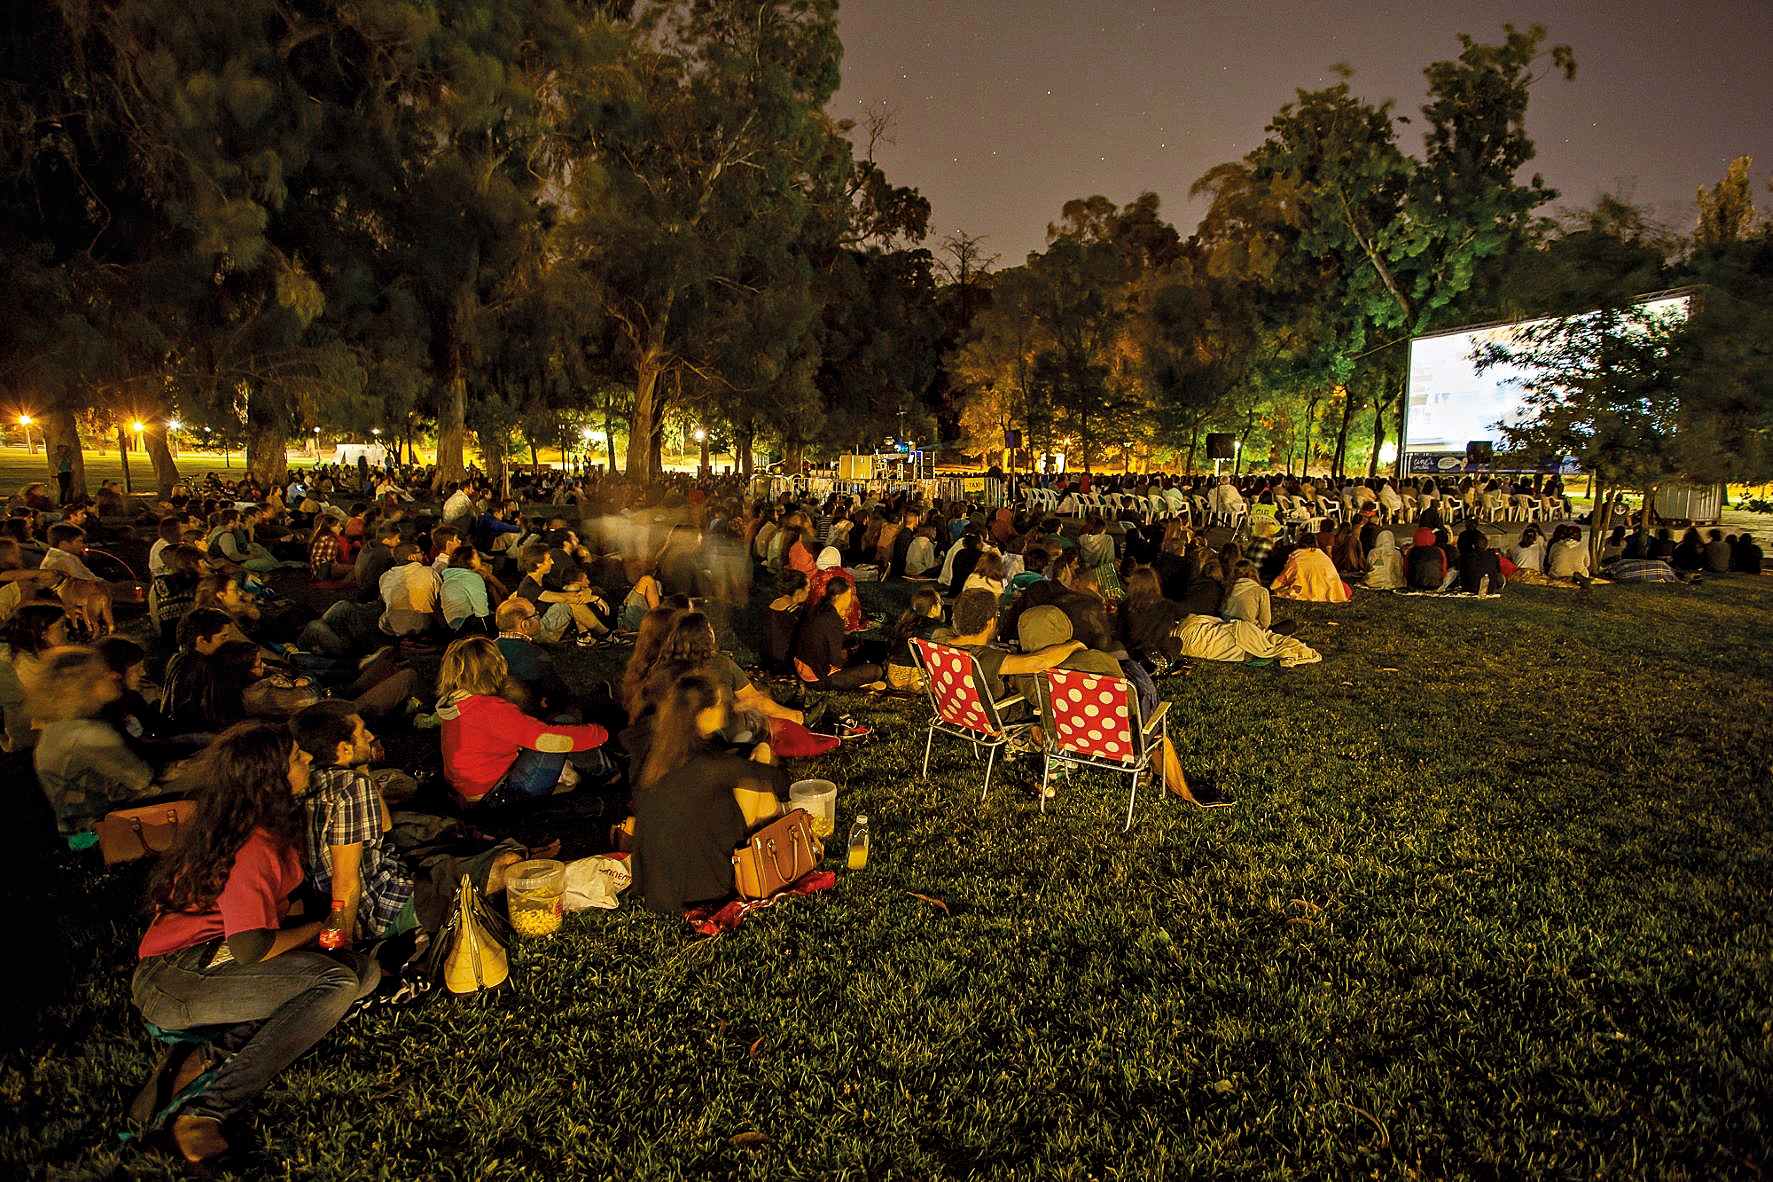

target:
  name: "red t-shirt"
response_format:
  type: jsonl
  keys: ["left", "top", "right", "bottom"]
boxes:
{"left": 138, "top": 828, "right": 302, "bottom": 960}
{"left": 438, "top": 694, "right": 608, "bottom": 803}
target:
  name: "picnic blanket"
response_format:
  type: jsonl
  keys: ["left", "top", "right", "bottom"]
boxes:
{"left": 684, "top": 871, "right": 836, "bottom": 937}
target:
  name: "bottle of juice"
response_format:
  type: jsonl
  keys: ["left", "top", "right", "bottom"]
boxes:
{"left": 319, "top": 900, "right": 348, "bottom": 950}
{"left": 846, "top": 815, "right": 870, "bottom": 870}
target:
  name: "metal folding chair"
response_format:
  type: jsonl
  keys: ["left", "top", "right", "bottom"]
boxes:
{"left": 911, "top": 638, "right": 1030, "bottom": 801}
{"left": 1034, "top": 667, "right": 1170, "bottom": 832}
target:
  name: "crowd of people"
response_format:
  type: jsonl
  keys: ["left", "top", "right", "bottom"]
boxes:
{"left": 1, "top": 456, "right": 1763, "bottom": 1167}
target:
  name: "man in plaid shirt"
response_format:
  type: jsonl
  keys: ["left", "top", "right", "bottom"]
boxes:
{"left": 292, "top": 703, "right": 530, "bottom": 944}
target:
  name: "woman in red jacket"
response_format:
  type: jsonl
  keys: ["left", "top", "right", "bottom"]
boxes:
{"left": 435, "top": 636, "right": 607, "bottom": 808}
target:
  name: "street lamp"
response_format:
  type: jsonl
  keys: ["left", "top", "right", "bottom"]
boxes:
{"left": 166, "top": 418, "right": 181, "bottom": 432}
{"left": 693, "top": 428, "right": 707, "bottom": 442}
{"left": 17, "top": 414, "right": 35, "bottom": 454}
{"left": 130, "top": 420, "right": 145, "bottom": 455}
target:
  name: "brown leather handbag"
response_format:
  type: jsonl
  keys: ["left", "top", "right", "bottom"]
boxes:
{"left": 96, "top": 801, "right": 195, "bottom": 866}
{"left": 732, "top": 808, "right": 825, "bottom": 899}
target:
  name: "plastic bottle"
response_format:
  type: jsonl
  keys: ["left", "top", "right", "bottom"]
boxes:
{"left": 846, "top": 815, "right": 870, "bottom": 870}
{"left": 319, "top": 900, "right": 348, "bottom": 950}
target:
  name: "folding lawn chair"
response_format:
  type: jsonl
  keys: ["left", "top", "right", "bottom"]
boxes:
{"left": 911, "top": 637, "right": 1030, "bottom": 801}
{"left": 1034, "top": 667, "right": 1170, "bottom": 832}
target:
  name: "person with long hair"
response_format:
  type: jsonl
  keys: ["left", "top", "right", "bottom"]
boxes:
{"left": 631, "top": 673, "right": 786, "bottom": 914}
{"left": 792, "top": 577, "right": 885, "bottom": 690}
{"left": 130, "top": 723, "right": 379, "bottom": 1169}
{"left": 435, "top": 636, "right": 608, "bottom": 808}
{"left": 884, "top": 586, "right": 944, "bottom": 690}
{"left": 762, "top": 570, "right": 809, "bottom": 676}
{"left": 1118, "top": 567, "right": 1186, "bottom": 666}
{"left": 0, "top": 601, "right": 69, "bottom": 751}
{"left": 619, "top": 606, "right": 684, "bottom": 723}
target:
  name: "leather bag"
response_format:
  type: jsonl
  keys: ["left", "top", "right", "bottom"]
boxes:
{"left": 732, "top": 808, "right": 824, "bottom": 900}
{"left": 96, "top": 801, "right": 196, "bottom": 866}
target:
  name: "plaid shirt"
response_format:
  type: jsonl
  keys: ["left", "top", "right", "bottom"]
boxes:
{"left": 301, "top": 766, "right": 412, "bottom": 938}
{"left": 1244, "top": 535, "right": 1274, "bottom": 567}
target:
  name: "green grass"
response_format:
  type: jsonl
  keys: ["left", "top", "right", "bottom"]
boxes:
{"left": 4, "top": 578, "right": 1772, "bottom": 1179}
{"left": 0, "top": 445, "right": 314, "bottom": 497}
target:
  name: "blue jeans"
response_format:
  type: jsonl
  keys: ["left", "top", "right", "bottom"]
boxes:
{"left": 476, "top": 747, "right": 568, "bottom": 809}
{"left": 131, "top": 942, "right": 378, "bottom": 1122}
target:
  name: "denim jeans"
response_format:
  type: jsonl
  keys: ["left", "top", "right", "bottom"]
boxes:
{"left": 131, "top": 942, "right": 379, "bottom": 1122}
{"left": 535, "top": 601, "right": 574, "bottom": 645}
{"left": 475, "top": 747, "right": 568, "bottom": 809}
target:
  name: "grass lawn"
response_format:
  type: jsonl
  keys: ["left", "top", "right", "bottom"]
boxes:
{"left": 4, "top": 576, "right": 1772, "bottom": 1179}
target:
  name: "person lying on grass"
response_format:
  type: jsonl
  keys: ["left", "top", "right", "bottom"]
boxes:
{"left": 435, "top": 635, "right": 609, "bottom": 809}
{"left": 631, "top": 672, "right": 787, "bottom": 915}
{"left": 130, "top": 722, "right": 380, "bottom": 1170}
{"left": 1271, "top": 531, "right": 1351, "bottom": 604}
{"left": 290, "top": 702, "right": 537, "bottom": 944}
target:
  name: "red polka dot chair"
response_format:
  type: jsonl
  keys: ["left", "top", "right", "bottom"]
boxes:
{"left": 1036, "top": 667, "right": 1170, "bottom": 831}
{"left": 910, "top": 637, "right": 1030, "bottom": 801}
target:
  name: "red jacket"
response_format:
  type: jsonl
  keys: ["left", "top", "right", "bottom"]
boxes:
{"left": 438, "top": 694, "right": 607, "bottom": 803}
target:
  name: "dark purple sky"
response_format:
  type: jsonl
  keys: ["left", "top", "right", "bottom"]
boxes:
{"left": 832, "top": 1, "right": 1773, "bottom": 263}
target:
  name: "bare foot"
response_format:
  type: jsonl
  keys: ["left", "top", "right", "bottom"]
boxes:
{"left": 484, "top": 851, "right": 525, "bottom": 895}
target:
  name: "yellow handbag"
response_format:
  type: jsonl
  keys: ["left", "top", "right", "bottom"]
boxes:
{"left": 442, "top": 875, "right": 509, "bottom": 994}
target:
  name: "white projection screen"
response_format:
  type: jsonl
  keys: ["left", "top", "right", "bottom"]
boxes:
{"left": 1402, "top": 293, "right": 1693, "bottom": 459}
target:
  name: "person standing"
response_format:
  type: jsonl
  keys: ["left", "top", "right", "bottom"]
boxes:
{"left": 55, "top": 445, "right": 74, "bottom": 505}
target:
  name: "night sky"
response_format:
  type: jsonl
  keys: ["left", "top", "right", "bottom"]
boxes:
{"left": 832, "top": 1, "right": 1773, "bottom": 262}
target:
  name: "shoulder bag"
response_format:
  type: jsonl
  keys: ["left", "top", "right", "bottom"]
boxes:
{"left": 732, "top": 807, "right": 825, "bottom": 900}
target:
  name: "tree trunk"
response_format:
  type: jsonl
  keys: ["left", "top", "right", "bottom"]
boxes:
{"left": 1302, "top": 398, "right": 1321, "bottom": 478}
{"left": 484, "top": 434, "right": 510, "bottom": 500}
{"left": 43, "top": 408, "right": 87, "bottom": 503}
{"left": 626, "top": 347, "right": 667, "bottom": 484}
{"left": 1235, "top": 407, "right": 1256, "bottom": 476}
{"left": 1588, "top": 474, "right": 1612, "bottom": 572}
{"left": 1184, "top": 430, "right": 1199, "bottom": 478}
{"left": 115, "top": 425, "right": 134, "bottom": 494}
{"left": 734, "top": 422, "right": 754, "bottom": 478}
{"left": 144, "top": 422, "right": 180, "bottom": 497}
{"left": 1640, "top": 482, "right": 1659, "bottom": 531}
{"left": 1368, "top": 392, "right": 1388, "bottom": 478}
{"left": 432, "top": 355, "right": 468, "bottom": 490}
{"left": 1331, "top": 394, "right": 1355, "bottom": 479}
{"left": 244, "top": 389, "right": 289, "bottom": 486}
{"left": 785, "top": 439, "right": 806, "bottom": 476}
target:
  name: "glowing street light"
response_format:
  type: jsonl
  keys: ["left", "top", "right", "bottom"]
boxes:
{"left": 17, "top": 414, "right": 32, "bottom": 426}
{"left": 579, "top": 427, "right": 594, "bottom": 441}
{"left": 166, "top": 418, "right": 181, "bottom": 432}
{"left": 130, "top": 419, "right": 145, "bottom": 433}
{"left": 17, "top": 413, "right": 37, "bottom": 454}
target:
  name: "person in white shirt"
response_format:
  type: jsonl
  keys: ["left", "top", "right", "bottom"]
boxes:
{"left": 1378, "top": 480, "right": 1404, "bottom": 521}
{"left": 440, "top": 482, "right": 477, "bottom": 526}
{"left": 1207, "top": 477, "right": 1244, "bottom": 521}
{"left": 40, "top": 523, "right": 100, "bottom": 581}
{"left": 378, "top": 543, "right": 442, "bottom": 637}
{"left": 1509, "top": 526, "right": 1547, "bottom": 573}
{"left": 1163, "top": 483, "right": 1187, "bottom": 515}
{"left": 1545, "top": 526, "right": 1591, "bottom": 580}
{"left": 147, "top": 515, "right": 184, "bottom": 578}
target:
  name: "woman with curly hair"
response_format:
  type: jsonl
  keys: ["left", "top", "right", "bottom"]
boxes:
{"left": 130, "top": 722, "right": 380, "bottom": 1168}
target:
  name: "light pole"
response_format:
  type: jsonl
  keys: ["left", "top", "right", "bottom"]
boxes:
{"left": 17, "top": 414, "right": 35, "bottom": 454}
{"left": 166, "top": 418, "right": 181, "bottom": 458}
{"left": 694, "top": 427, "right": 709, "bottom": 477}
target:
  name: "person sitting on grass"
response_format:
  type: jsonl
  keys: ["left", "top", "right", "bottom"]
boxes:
{"left": 1221, "top": 559, "right": 1280, "bottom": 631}
{"left": 290, "top": 702, "right": 530, "bottom": 944}
{"left": 631, "top": 671, "right": 785, "bottom": 915}
{"left": 617, "top": 569, "right": 663, "bottom": 633}
{"left": 440, "top": 544, "right": 493, "bottom": 634}
{"left": 377, "top": 542, "right": 441, "bottom": 639}
{"left": 129, "top": 722, "right": 379, "bottom": 1171}
{"left": 1702, "top": 529, "right": 1733, "bottom": 575}
{"left": 1117, "top": 567, "right": 1187, "bottom": 668}
{"left": 31, "top": 646, "right": 158, "bottom": 837}
{"left": 39, "top": 522, "right": 102, "bottom": 582}
{"left": 1544, "top": 525, "right": 1592, "bottom": 582}
{"left": 1363, "top": 530, "right": 1404, "bottom": 590}
{"left": 1456, "top": 527, "right": 1507, "bottom": 595}
{"left": 352, "top": 520, "right": 403, "bottom": 597}
{"left": 307, "top": 514, "right": 353, "bottom": 582}
{"left": 434, "top": 636, "right": 608, "bottom": 809}
{"left": 512, "top": 542, "right": 608, "bottom": 645}
{"left": 1406, "top": 527, "right": 1452, "bottom": 591}
{"left": 762, "top": 570, "right": 810, "bottom": 677}
{"left": 1271, "top": 532, "right": 1350, "bottom": 603}
{"left": 792, "top": 576, "right": 885, "bottom": 691}
{"left": 1730, "top": 532, "right": 1764, "bottom": 574}
{"left": 494, "top": 597, "right": 575, "bottom": 719}
{"left": 160, "top": 609, "right": 246, "bottom": 734}
{"left": 884, "top": 586, "right": 945, "bottom": 690}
